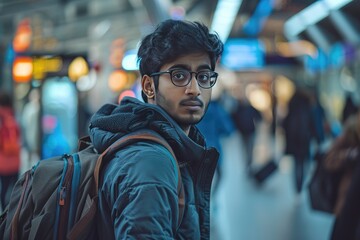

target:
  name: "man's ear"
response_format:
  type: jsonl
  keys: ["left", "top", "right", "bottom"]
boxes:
{"left": 141, "top": 75, "right": 155, "bottom": 100}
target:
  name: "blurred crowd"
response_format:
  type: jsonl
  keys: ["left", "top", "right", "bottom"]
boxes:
{"left": 1, "top": 70, "right": 359, "bottom": 237}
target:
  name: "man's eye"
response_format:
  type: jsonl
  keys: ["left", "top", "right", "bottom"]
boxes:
{"left": 172, "top": 71, "right": 187, "bottom": 80}
{"left": 197, "top": 73, "right": 210, "bottom": 82}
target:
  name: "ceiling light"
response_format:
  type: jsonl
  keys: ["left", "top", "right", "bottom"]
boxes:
{"left": 211, "top": 0, "right": 243, "bottom": 42}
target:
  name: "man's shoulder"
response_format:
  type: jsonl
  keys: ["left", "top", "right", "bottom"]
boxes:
{"left": 115, "top": 139, "right": 173, "bottom": 157}
{"left": 104, "top": 140, "right": 176, "bottom": 174}
{"left": 101, "top": 140, "right": 178, "bottom": 192}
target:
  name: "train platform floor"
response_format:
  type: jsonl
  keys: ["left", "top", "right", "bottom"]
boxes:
{"left": 210, "top": 124, "right": 334, "bottom": 240}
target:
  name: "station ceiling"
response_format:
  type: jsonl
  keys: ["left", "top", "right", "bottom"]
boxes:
{"left": 0, "top": 0, "right": 359, "bottom": 56}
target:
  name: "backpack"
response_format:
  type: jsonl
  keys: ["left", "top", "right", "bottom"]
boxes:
{"left": 0, "top": 129, "right": 185, "bottom": 240}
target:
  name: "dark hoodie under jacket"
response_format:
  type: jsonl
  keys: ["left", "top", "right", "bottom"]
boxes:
{"left": 89, "top": 97, "right": 219, "bottom": 240}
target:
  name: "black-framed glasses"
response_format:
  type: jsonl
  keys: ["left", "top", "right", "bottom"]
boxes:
{"left": 150, "top": 69, "right": 218, "bottom": 89}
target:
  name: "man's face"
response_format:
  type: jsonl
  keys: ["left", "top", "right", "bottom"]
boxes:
{"left": 147, "top": 52, "right": 213, "bottom": 132}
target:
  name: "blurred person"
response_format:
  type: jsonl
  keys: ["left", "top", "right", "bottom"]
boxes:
{"left": 323, "top": 111, "right": 360, "bottom": 216}
{"left": 327, "top": 111, "right": 360, "bottom": 240}
{"left": 90, "top": 19, "right": 223, "bottom": 239}
{"left": 21, "top": 88, "right": 40, "bottom": 169}
{"left": 310, "top": 91, "right": 331, "bottom": 158}
{"left": 78, "top": 92, "right": 94, "bottom": 138}
{"left": 197, "top": 82, "right": 235, "bottom": 194}
{"left": 0, "top": 91, "right": 21, "bottom": 211}
{"left": 310, "top": 92, "right": 328, "bottom": 145}
{"left": 41, "top": 115, "right": 71, "bottom": 159}
{"left": 231, "top": 95, "right": 262, "bottom": 174}
{"left": 330, "top": 157, "right": 360, "bottom": 240}
{"left": 282, "top": 89, "right": 315, "bottom": 193}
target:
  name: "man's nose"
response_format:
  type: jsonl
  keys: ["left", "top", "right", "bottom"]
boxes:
{"left": 185, "top": 74, "right": 201, "bottom": 95}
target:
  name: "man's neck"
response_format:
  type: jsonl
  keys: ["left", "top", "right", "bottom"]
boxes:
{"left": 182, "top": 126, "right": 191, "bottom": 136}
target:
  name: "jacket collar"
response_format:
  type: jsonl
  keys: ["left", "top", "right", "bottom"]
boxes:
{"left": 89, "top": 97, "right": 210, "bottom": 166}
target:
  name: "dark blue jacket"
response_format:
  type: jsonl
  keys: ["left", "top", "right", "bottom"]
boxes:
{"left": 89, "top": 97, "right": 218, "bottom": 239}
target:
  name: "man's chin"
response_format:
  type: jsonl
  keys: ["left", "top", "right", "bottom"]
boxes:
{"left": 176, "top": 114, "right": 203, "bottom": 126}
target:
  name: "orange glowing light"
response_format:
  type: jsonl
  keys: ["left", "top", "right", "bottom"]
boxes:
{"left": 108, "top": 70, "right": 128, "bottom": 92}
{"left": 13, "top": 57, "right": 33, "bottom": 83}
{"left": 13, "top": 19, "right": 32, "bottom": 52}
{"left": 68, "top": 57, "right": 89, "bottom": 81}
{"left": 109, "top": 38, "right": 125, "bottom": 68}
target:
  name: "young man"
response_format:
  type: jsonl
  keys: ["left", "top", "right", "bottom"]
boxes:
{"left": 90, "top": 19, "right": 223, "bottom": 239}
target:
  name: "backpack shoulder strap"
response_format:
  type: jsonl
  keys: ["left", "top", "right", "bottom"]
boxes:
{"left": 78, "top": 136, "right": 92, "bottom": 151}
{"left": 69, "top": 130, "right": 185, "bottom": 240}
{"left": 93, "top": 129, "right": 185, "bottom": 226}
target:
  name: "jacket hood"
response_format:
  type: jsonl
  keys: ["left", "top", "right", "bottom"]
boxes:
{"left": 89, "top": 97, "right": 208, "bottom": 164}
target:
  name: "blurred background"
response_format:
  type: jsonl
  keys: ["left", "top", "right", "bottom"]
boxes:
{"left": 1, "top": 0, "right": 360, "bottom": 239}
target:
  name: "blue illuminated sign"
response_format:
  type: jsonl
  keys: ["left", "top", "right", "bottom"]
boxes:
{"left": 221, "top": 39, "right": 265, "bottom": 70}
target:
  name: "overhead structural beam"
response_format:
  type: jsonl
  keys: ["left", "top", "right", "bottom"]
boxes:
{"left": 284, "top": 0, "right": 356, "bottom": 50}
{"left": 305, "top": 24, "right": 332, "bottom": 52}
{"left": 328, "top": 9, "right": 360, "bottom": 45}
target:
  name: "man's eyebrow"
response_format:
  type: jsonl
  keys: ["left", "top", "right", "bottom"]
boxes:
{"left": 168, "top": 64, "right": 189, "bottom": 70}
{"left": 197, "top": 64, "right": 212, "bottom": 70}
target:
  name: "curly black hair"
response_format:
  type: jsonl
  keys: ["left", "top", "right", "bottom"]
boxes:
{"left": 137, "top": 19, "right": 224, "bottom": 102}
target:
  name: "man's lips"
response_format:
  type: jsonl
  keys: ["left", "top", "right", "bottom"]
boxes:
{"left": 180, "top": 99, "right": 204, "bottom": 107}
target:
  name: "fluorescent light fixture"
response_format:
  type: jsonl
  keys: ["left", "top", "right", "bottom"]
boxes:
{"left": 211, "top": 0, "right": 243, "bottom": 42}
{"left": 299, "top": 1, "right": 328, "bottom": 25}
{"left": 284, "top": 15, "right": 307, "bottom": 39}
{"left": 284, "top": 0, "right": 353, "bottom": 40}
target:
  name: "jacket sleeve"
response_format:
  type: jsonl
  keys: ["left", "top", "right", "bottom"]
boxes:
{"left": 101, "top": 142, "right": 180, "bottom": 239}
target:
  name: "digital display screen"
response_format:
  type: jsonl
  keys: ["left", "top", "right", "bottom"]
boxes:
{"left": 221, "top": 39, "right": 265, "bottom": 70}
